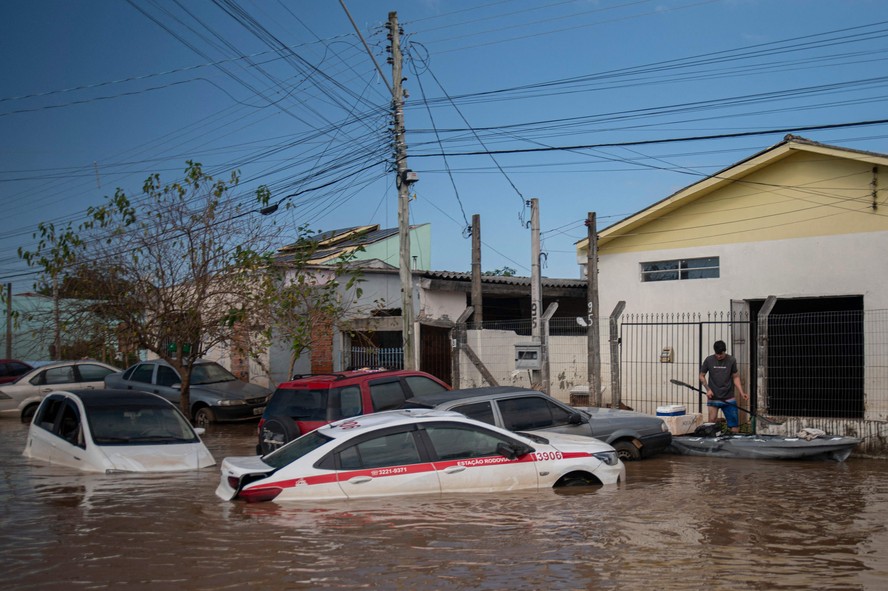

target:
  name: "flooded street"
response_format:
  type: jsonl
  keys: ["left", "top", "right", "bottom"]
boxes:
{"left": 2, "top": 419, "right": 887, "bottom": 590}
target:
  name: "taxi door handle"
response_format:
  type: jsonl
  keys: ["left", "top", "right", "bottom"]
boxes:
{"left": 347, "top": 476, "right": 373, "bottom": 484}
{"left": 443, "top": 466, "right": 466, "bottom": 474}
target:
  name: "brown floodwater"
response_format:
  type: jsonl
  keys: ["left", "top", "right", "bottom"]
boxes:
{"left": 2, "top": 418, "right": 887, "bottom": 590}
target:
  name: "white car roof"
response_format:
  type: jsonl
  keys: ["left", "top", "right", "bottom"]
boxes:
{"left": 317, "top": 408, "right": 469, "bottom": 440}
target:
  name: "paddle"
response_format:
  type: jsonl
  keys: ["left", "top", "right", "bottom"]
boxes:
{"left": 668, "top": 378, "right": 784, "bottom": 426}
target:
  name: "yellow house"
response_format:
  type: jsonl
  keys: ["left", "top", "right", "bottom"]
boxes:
{"left": 575, "top": 136, "right": 888, "bottom": 454}
{"left": 577, "top": 135, "right": 888, "bottom": 314}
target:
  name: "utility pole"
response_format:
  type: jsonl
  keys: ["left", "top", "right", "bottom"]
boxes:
{"left": 471, "top": 214, "right": 482, "bottom": 329}
{"left": 529, "top": 198, "right": 543, "bottom": 389}
{"left": 387, "top": 11, "right": 416, "bottom": 370}
{"left": 5, "top": 283, "right": 11, "bottom": 359}
{"left": 53, "top": 273, "right": 60, "bottom": 360}
{"left": 530, "top": 198, "right": 541, "bottom": 341}
{"left": 586, "top": 213, "right": 602, "bottom": 407}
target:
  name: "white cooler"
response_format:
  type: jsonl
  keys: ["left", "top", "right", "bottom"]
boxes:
{"left": 660, "top": 412, "right": 703, "bottom": 435}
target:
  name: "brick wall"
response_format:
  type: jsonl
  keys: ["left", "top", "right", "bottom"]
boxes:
{"left": 311, "top": 317, "right": 334, "bottom": 374}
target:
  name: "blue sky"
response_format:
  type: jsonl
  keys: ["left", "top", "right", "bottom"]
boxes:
{"left": 2, "top": 0, "right": 887, "bottom": 292}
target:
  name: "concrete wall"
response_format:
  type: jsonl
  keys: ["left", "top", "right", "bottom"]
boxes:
{"left": 455, "top": 329, "right": 610, "bottom": 404}
{"left": 418, "top": 283, "right": 467, "bottom": 323}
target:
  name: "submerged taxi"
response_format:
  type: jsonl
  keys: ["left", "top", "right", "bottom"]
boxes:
{"left": 217, "top": 408, "right": 624, "bottom": 503}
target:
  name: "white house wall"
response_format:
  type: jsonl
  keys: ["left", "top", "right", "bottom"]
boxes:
{"left": 418, "top": 286, "right": 466, "bottom": 322}
{"left": 599, "top": 229, "right": 888, "bottom": 427}
{"left": 341, "top": 271, "right": 404, "bottom": 320}
{"left": 598, "top": 230, "right": 888, "bottom": 315}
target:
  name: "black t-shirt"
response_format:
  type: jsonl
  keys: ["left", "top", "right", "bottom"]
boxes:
{"left": 700, "top": 354, "right": 738, "bottom": 400}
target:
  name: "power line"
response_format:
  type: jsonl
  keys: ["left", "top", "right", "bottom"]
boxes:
{"left": 410, "top": 119, "right": 888, "bottom": 158}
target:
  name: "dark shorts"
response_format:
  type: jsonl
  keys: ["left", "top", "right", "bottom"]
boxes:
{"left": 707, "top": 399, "right": 739, "bottom": 428}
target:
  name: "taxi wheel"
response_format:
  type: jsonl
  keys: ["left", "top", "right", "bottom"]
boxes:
{"left": 613, "top": 440, "right": 641, "bottom": 461}
{"left": 193, "top": 407, "right": 215, "bottom": 428}
{"left": 556, "top": 474, "right": 597, "bottom": 487}
{"left": 259, "top": 416, "right": 300, "bottom": 455}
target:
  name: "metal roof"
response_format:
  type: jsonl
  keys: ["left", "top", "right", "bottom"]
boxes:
{"left": 419, "top": 270, "right": 586, "bottom": 289}
{"left": 275, "top": 225, "right": 422, "bottom": 265}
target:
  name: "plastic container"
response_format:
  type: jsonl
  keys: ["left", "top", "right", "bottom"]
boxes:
{"left": 656, "top": 404, "right": 686, "bottom": 416}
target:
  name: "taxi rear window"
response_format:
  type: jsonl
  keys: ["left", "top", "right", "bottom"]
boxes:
{"left": 263, "top": 430, "right": 332, "bottom": 468}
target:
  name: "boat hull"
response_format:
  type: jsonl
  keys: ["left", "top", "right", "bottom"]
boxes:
{"left": 668, "top": 434, "right": 860, "bottom": 462}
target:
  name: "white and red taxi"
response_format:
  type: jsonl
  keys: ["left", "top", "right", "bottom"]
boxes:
{"left": 216, "top": 409, "right": 625, "bottom": 503}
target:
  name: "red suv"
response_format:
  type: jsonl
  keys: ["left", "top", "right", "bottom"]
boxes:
{"left": 257, "top": 369, "right": 450, "bottom": 454}
{"left": 0, "top": 359, "right": 33, "bottom": 385}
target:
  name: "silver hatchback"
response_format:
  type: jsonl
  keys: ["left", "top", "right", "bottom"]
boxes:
{"left": 0, "top": 360, "right": 121, "bottom": 422}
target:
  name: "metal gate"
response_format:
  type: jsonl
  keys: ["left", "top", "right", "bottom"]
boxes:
{"left": 619, "top": 312, "right": 752, "bottom": 415}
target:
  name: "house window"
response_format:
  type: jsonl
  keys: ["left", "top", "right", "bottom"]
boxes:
{"left": 641, "top": 257, "right": 719, "bottom": 282}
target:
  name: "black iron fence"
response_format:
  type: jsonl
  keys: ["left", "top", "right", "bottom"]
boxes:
{"left": 343, "top": 345, "right": 403, "bottom": 370}
{"left": 620, "top": 311, "right": 751, "bottom": 415}
{"left": 763, "top": 310, "right": 867, "bottom": 419}
{"left": 343, "top": 308, "right": 887, "bottom": 428}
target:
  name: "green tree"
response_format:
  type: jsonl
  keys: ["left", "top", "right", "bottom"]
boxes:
{"left": 258, "top": 227, "right": 364, "bottom": 378}
{"left": 20, "top": 162, "right": 279, "bottom": 419}
{"left": 483, "top": 266, "right": 517, "bottom": 277}
{"left": 18, "top": 222, "right": 86, "bottom": 359}
{"left": 20, "top": 161, "right": 367, "bottom": 418}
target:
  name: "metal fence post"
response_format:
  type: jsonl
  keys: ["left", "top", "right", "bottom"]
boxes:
{"left": 450, "top": 307, "right": 474, "bottom": 389}
{"left": 540, "top": 303, "right": 558, "bottom": 394}
{"left": 609, "top": 301, "right": 626, "bottom": 408}
{"left": 757, "top": 295, "right": 778, "bottom": 422}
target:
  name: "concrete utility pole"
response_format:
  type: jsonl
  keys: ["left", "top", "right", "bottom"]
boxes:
{"left": 5, "top": 283, "right": 11, "bottom": 359}
{"left": 471, "top": 214, "right": 482, "bottom": 329}
{"left": 53, "top": 274, "right": 60, "bottom": 360}
{"left": 586, "top": 212, "right": 602, "bottom": 407}
{"left": 388, "top": 11, "right": 416, "bottom": 370}
{"left": 529, "top": 198, "right": 544, "bottom": 389}
{"left": 530, "top": 198, "right": 542, "bottom": 341}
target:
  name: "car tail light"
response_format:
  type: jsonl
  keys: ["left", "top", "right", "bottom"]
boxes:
{"left": 239, "top": 486, "right": 282, "bottom": 503}
{"left": 257, "top": 417, "right": 265, "bottom": 435}
{"left": 228, "top": 476, "right": 240, "bottom": 489}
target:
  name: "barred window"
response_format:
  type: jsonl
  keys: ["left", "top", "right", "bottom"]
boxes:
{"left": 641, "top": 257, "right": 719, "bottom": 282}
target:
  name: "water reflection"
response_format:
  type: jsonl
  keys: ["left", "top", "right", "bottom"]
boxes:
{"left": 2, "top": 419, "right": 888, "bottom": 590}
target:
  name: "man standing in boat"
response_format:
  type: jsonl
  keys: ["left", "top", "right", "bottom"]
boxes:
{"left": 699, "top": 340, "right": 749, "bottom": 433}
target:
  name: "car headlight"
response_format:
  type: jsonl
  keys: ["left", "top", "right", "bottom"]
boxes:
{"left": 593, "top": 451, "right": 619, "bottom": 466}
{"left": 216, "top": 399, "right": 246, "bottom": 406}
{"left": 660, "top": 421, "right": 669, "bottom": 432}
